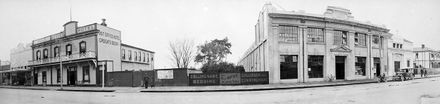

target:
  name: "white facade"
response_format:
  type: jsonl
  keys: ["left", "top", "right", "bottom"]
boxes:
{"left": 10, "top": 43, "right": 32, "bottom": 71}
{"left": 413, "top": 45, "right": 440, "bottom": 68}
{"left": 121, "top": 44, "right": 155, "bottom": 71}
{"left": 387, "top": 34, "right": 414, "bottom": 75}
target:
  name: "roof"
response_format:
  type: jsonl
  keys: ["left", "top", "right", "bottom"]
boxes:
{"left": 121, "top": 43, "right": 155, "bottom": 53}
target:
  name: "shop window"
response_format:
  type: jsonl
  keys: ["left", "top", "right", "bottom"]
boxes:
{"left": 83, "top": 66, "right": 90, "bottom": 82}
{"left": 354, "top": 33, "right": 366, "bottom": 46}
{"left": 79, "top": 41, "right": 86, "bottom": 54}
{"left": 43, "top": 49, "right": 48, "bottom": 59}
{"left": 122, "top": 49, "right": 125, "bottom": 60}
{"left": 307, "top": 28, "right": 324, "bottom": 43}
{"left": 128, "top": 50, "right": 132, "bottom": 60}
{"left": 57, "top": 68, "right": 61, "bottom": 83}
{"left": 334, "top": 30, "right": 348, "bottom": 45}
{"left": 278, "top": 26, "right": 299, "bottom": 43}
{"left": 42, "top": 71, "right": 47, "bottom": 83}
{"left": 54, "top": 46, "right": 59, "bottom": 57}
{"left": 66, "top": 44, "right": 72, "bottom": 56}
{"left": 355, "top": 57, "right": 366, "bottom": 76}
{"left": 280, "top": 55, "right": 298, "bottom": 79}
{"left": 308, "top": 55, "right": 324, "bottom": 78}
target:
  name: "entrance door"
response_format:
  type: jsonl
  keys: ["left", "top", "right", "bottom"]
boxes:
{"left": 374, "top": 58, "right": 381, "bottom": 77}
{"left": 335, "top": 56, "right": 346, "bottom": 80}
{"left": 67, "top": 67, "right": 77, "bottom": 85}
{"left": 394, "top": 61, "right": 400, "bottom": 73}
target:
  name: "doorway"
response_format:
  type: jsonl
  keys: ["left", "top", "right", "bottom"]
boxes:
{"left": 335, "top": 56, "right": 346, "bottom": 80}
{"left": 394, "top": 61, "right": 400, "bottom": 73}
{"left": 374, "top": 58, "right": 381, "bottom": 77}
{"left": 67, "top": 67, "right": 77, "bottom": 85}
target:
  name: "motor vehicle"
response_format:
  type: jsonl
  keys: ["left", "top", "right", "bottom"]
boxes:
{"left": 392, "top": 68, "right": 415, "bottom": 81}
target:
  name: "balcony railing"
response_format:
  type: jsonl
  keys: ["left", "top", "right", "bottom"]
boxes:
{"left": 29, "top": 51, "right": 96, "bottom": 65}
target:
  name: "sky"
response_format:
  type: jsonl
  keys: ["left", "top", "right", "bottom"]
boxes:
{"left": 0, "top": 0, "right": 439, "bottom": 68}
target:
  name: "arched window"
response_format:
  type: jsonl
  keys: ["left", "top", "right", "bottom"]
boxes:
{"left": 54, "top": 46, "right": 59, "bottom": 57}
{"left": 66, "top": 44, "right": 72, "bottom": 56}
{"left": 43, "top": 49, "right": 48, "bottom": 59}
{"left": 79, "top": 41, "right": 86, "bottom": 54}
{"left": 36, "top": 50, "right": 41, "bottom": 60}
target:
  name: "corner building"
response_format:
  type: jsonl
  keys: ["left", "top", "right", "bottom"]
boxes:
{"left": 238, "top": 4, "right": 392, "bottom": 83}
{"left": 29, "top": 20, "right": 154, "bottom": 86}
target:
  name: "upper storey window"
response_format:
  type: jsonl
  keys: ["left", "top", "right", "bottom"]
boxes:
{"left": 54, "top": 46, "right": 60, "bottom": 57}
{"left": 143, "top": 52, "right": 146, "bottom": 62}
{"left": 128, "top": 50, "right": 132, "bottom": 60}
{"left": 372, "top": 35, "right": 381, "bottom": 48}
{"left": 334, "top": 30, "right": 348, "bottom": 45}
{"left": 43, "top": 49, "right": 48, "bottom": 59}
{"left": 354, "top": 33, "right": 366, "bottom": 47}
{"left": 66, "top": 44, "right": 72, "bottom": 56}
{"left": 278, "top": 26, "right": 299, "bottom": 43}
{"left": 79, "top": 41, "right": 86, "bottom": 54}
{"left": 307, "top": 28, "right": 324, "bottom": 43}
{"left": 122, "top": 49, "right": 125, "bottom": 60}
{"left": 36, "top": 50, "right": 41, "bottom": 60}
{"left": 135, "top": 51, "right": 137, "bottom": 61}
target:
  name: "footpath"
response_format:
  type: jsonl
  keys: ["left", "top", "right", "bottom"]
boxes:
{"left": 1, "top": 75, "right": 439, "bottom": 93}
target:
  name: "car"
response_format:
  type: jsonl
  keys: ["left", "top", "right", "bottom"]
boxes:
{"left": 392, "top": 68, "right": 415, "bottom": 81}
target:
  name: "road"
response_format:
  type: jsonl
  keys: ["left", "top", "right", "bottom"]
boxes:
{"left": 1, "top": 77, "right": 439, "bottom": 104}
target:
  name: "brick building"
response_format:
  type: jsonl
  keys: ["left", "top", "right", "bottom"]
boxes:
{"left": 29, "top": 20, "right": 154, "bottom": 86}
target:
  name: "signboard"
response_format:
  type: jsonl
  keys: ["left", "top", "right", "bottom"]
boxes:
{"left": 188, "top": 73, "right": 219, "bottom": 86}
{"left": 97, "top": 25, "right": 121, "bottom": 72}
{"left": 219, "top": 73, "right": 241, "bottom": 85}
{"left": 157, "top": 70, "right": 173, "bottom": 79}
{"left": 188, "top": 72, "right": 269, "bottom": 86}
{"left": 240, "top": 72, "right": 269, "bottom": 85}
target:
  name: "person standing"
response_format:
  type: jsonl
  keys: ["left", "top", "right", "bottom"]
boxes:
{"left": 424, "top": 69, "right": 428, "bottom": 77}
{"left": 420, "top": 69, "right": 424, "bottom": 78}
{"left": 144, "top": 77, "right": 149, "bottom": 89}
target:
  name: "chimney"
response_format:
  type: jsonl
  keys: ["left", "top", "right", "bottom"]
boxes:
{"left": 100, "top": 18, "right": 107, "bottom": 26}
{"left": 422, "top": 44, "right": 425, "bottom": 48}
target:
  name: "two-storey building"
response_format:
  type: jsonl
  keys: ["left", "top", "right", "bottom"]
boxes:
{"left": 238, "top": 3, "right": 391, "bottom": 83}
{"left": 413, "top": 44, "right": 440, "bottom": 69}
{"left": 29, "top": 20, "right": 154, "bottom": 86}
{"left": 387, "top": 34, "right": 415, "bottom": 75}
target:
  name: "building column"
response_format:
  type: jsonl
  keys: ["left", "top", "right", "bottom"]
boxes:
{"left": 324, "top": 28, "right": 335, "bottom": 80}
{"left": 382, "top": 36, "right": 390, "bottom": 76}
{"left": 346, "top": 31, "right": 356, "bottom": 80}
{"left": 299, "top": 26, "right": 308, "bottom": 83}
{"left": 268, "top": 24, "right": 280, "bottom": 83}
{"left": 366, "top": 33, "right": 372, "bottom": 79}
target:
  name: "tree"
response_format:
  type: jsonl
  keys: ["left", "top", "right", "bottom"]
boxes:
{"left": 169, "top": 38, "right": 195, "bottom": 68}
{"left": 195, "top": 37, "right": 244, "bottom": 73}
{"left": 195, "top": 37, "right": 232, "bottom": 65}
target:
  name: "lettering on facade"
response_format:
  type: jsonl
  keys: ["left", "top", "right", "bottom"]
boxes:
{"left": 188, "top": 72, "right": 269, "bottom": 86}
{"left": 98, "top": 32, "right": 120, "bottom": 46}
{"left": 219, "top": 73, "right": 241, "bottom": 85}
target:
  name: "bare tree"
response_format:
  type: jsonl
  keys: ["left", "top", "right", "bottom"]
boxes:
{"left": 169, "top": 38, "right": 195, "bottom": 68}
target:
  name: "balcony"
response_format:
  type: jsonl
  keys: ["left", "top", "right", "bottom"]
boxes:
{"left": 29, "top": 51, "right": 96, "bottom": 65}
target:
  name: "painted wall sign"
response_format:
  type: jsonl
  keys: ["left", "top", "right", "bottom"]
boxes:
{"left": 157, "top": 70, "right": 173, "bottom": 79}
{"left": 219, "top": 73, "right": 241, "bottom": 85}
{"left": 188, "top": 72, "right": 269, "bottom": 86}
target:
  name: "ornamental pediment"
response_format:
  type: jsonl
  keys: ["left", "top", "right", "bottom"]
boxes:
{"left": 330, "top": 45, "right": 352, "bottom": 52}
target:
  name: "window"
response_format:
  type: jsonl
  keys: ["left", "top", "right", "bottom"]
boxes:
{"left": 135, "top": 51, "right": 137, "bottom": 61}
{"left": 280, "top": 55, "right": 298, "bottom": 79}
{"left": 308, "top": 55, "right": 324, "bottom": 78}
{"left": 372, "top": 35, "right": 380, "bottom": 47}
{"left": 138, "top": 51, "right": 141, "bottom": 61}
{"left": 354, "top": 33, "right": 366, "bottom": 46}
{"left": 355, "top": 57, "right": 366, "bottom": 76}
{"left": 278, "top": 26, "right": 299, "bottom": 43}
{"left": 79, "top": 41, "right": 86, "bottom": 54}
{"left": 143, "top": 52, "right": 146, "bottom": 62}
{"left": 334, "top": 30, "right": 348, "bottom": 45}
{"left": 307, "top": 28, "right": 324, "bottom": 43}
{"left": 416, "top": 53, "right": 419, "bottom": 59}
{"left": 128, "top": 50, "right": 132, "bottom": 60}
{"left": 42, "top": 71, "right": 47, "bottom": 83}
{"left": 83, "top": 66, "right": 90, "bottom": 82}
{"left": 57, "top": 68, "right": 61, "bottom": 83}
{"left": 43, "top": 49, "right": 48, "bottom": 59}
{"left": 54, "top": 46, "right": 59, "bottom": 57}
{"left": 122, "top": 49, "right": 125, "bottom": 60}
{"left": 36, "top": 50, "right": 41, "bottom": 60}
{"left": 393, "top": 43, "right": 396, "bottom": 48}
{"left": 66, "top": 44, "right": 72, "bottom": 56}
{"left": 146, "top": 53, "right": 150, "bottom": 63}
{"left": 407, "top": 60, "right": 410, "bottom": 67}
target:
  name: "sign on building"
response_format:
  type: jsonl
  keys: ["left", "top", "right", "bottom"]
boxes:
{"left": 157, "top": 70, "right": 173, "bottom": 79}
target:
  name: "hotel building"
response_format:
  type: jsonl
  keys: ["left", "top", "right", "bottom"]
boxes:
{"left": 29, "top": 20, "right": 154, "bottom": 86}
{"left": 238, "top": 3, "right": 392, "bottom": 83}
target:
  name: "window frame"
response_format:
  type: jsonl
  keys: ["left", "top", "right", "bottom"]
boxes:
{"left": 307, "top": 28, "right": 325, "bottom": 43}
{"left": 79, "top": 41, "right": 86, "bottom": 54}
{"left": 66, "top": 44, "right": 72, "bottom": 56}
{"left": 82, "top": 66, "right": 90, "bottom": 82}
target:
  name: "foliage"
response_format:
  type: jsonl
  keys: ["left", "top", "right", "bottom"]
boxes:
{"left": 195, "top": 37, "right": 232, "bottom": 65}
{"left": 201, "top": 62, "right": 245, "bottom": 73}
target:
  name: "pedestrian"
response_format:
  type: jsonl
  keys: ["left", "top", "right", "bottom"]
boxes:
{"left": 420, "top": 69, "right": 424, "bottom": 78}
{"left": 144, "top": 77, "right": 149, "bottom": 89}
{"left": 424, "top": 69, "right": 428, "bottom": 77}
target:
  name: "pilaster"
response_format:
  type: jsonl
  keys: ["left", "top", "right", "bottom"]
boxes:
{"left": 346, "top": 31, "right": 356, "bottom": 80}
